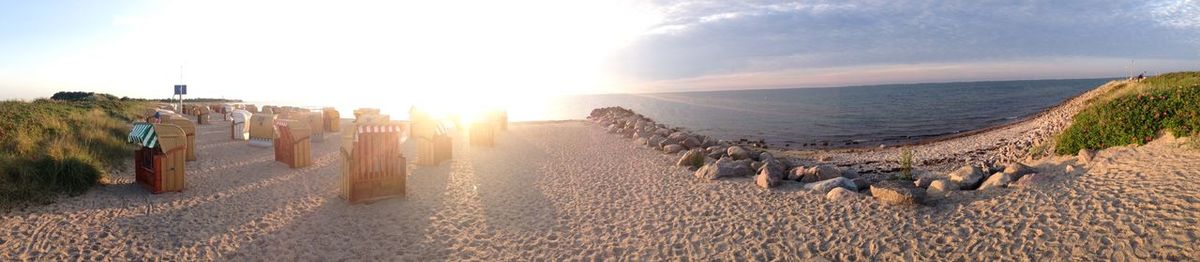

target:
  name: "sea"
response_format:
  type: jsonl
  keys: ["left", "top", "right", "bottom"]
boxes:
{"left": 256, "top": 78, "right": 1114, "bottom": 148}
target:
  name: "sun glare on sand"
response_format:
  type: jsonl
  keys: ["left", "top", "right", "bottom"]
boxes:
{"left": 102, "top": 0, "right": 659, "bottom": 120}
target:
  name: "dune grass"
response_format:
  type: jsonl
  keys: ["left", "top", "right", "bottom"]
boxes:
{"left": 1055, "top": 72, "right": 1200, "bottom": 155}
{"left": 0, "top": 96, "right": 149, "bottom": 209}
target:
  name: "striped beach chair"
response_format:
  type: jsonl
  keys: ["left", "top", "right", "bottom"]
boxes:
{"left": 128, "top": 122, "right": 188, "bottom": 193}
{"left": 340, "top": 124, "right": 407, "bottom": 203}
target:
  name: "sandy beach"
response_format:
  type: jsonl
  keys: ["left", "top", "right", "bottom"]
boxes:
{"left": 1, "top": 111, "right": 1197, "bottom": 260}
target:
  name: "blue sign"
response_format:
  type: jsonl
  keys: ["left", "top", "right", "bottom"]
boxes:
{"left": 174, "top": 85, "right": 187, "bottom": 95}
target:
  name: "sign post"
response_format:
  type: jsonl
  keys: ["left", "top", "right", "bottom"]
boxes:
{"left": 174, "top": 84, "right": 187, "bottom": 112}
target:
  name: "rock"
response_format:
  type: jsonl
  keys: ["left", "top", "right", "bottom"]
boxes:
{"left": 654, "top": 128, "right": 671, "bottom": 137}
{"left": 755, "top": 168, "right": 780, "bottom": 188}
{"left": 1002, "top": 162, "right": 1033, "bottom": 179}
{"left": 663, "top": 144, "right": 685, "bottom": 154}
{"left": 870, "top": 180, "right": 926, "bottom": 205}
{"left": 1065, "top": 165, "right": 1076, "bottom": 173}
{"left": 676, "top": 149, "right": 704, "bottom": 167}
{"left": 665, "top": 131, "right": 690, "bottom": 144}
{"left": 787, "top": 167, "right": 805, "bottom": 181}
{"left": 682, "top": 137, "right": 702, "bottom": 148}
{"left": 751, "top": 161, "right": 764, "bottom": 171}
{"left": 704, "top": 145, "right": 725, "bottom": 155}
{"left": 1012, "top": 173, "right": 1047, "bottom": 187}
{"left": 826, "top": 187, "right": 857, "bottom": 201}
{"left": 800, "top": 165, "right": 842, "bottom": 183}
{"left": 914, "top": 177, "right": 933, "bottom": 188}
{"left": 804, "top": 177, "right": 856, "bottom": 194}
{"left": 727, "top": 146, "right": 752, "bottom": 160}
{"left": 646, "top": 135, "right": 666, "bottom": 149}
{"left": 850, "top": 178, "right": 871, "bottom": 190}
{"left": 948, "top": 165, "right": 985, "bottom": 190}
{"left": 978, "top": 172, "right": 1012, "bottom": 190}
{"left": 633, "top": 137, "right": 648, "bottom": 146}
{"left": 694, "top": 158, "right": 754, "bottom": 180}
{"left": 757, "top": 153, "right": 786, "bottom": 175}
{"left": 927, "top": 180, "right": 953, "bottom": 194}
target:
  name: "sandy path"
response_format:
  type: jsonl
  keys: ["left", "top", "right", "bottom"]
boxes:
{"left": 1, "top": 118, "right": 1197, "bottom": 260}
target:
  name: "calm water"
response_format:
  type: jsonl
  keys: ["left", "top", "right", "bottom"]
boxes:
{"left": 256, "top": 78, "right": 1111, "bottom": 148}
{"left": 535, "top": 78, "right": 1112, "bottom": 147}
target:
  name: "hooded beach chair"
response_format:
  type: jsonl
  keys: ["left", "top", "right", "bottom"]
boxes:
{"left": 248, "top": 113, "right": 278, "bottom": 147}
{"left": 340, "top": 123, "right": 407, "bottom": 203}
{"left": 323, "top": 107, "right": 340, "bottom": 132}
{"left": 305, "top": 111, "right": 326, "bottom": 142}
{"left": 273, "top": 119, "right": 313, "bottom": 168}
{"left": 230, "top": 109, "right": 253, "bottom": 140}
{"left": 128, "top": 122, "right": 187, "bottom": 193}
{"left": 163, "top": 117, "right": 197, "bottom": 161}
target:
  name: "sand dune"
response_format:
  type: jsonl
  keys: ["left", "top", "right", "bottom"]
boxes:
{"left": 1, "top": 118, "right": 1197, "bottom": 260}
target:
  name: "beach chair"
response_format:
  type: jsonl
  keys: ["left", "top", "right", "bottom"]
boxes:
{"left": 246, "top": 104, "right": 259, "bottom": 114}
{"left": 128, "top": 122, "right": 187, "bottom": 193}
{"left": 416, "top": 123, "right": 452, "bottom": 166}
{"left": 469, "top": 120, "right": 495, "bottom": 146}
{"left": 273, "top": 119, "right": 313, "bottom": 168}
{"left": 248, "top": 113, "right": 278, "bottom": 147}
{"left": 163, "top": 117, "right": 197, "bottom": 161}
{"left": 230, "top": 109, "right": 253, "bottom": 140}
{"left": 305, "top": 111, "right": 326, "bottom": 142}
{"left": 323, "top": 107, "right": 340, "bottom": 133}
{"left": 340, "top": 123, "right": 407, "bottom": 203}
{"left": 492, "top": 110, "right": 508, "bottom": 131}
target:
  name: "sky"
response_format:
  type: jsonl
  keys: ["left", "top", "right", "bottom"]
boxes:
{"left": 1, "top": 0, "right": 1198, "bottom": 104}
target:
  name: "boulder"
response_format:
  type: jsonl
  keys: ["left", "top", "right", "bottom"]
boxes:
{"left": 927, "top": 179, "right": 953, "bottom": 194}
{"left": 948, "top": 165, "right": 985, "bottom": 190}
{"left": 727, "top": 146, "right": 753, "bottom": 160}
{"left": 682, "top": 137, "right": 702, "bottom": 148}
{"left": 800, "top": 165, "right": 842, "bottom": 183}
{"left": 870, "top": 180, "right": 926, "bottom": 205}
{"left": 693, "top": 158, "right": 754, "bottom": 180}
{"left": 634, "top": 137, "right": 649, "bottom": 145}
{"left": 914, "top": 177, "right": 933, "bottom": 189}
{"left": 1077, "top": 149, "right": 1094, "bottom": 164}
{"left": 654, "top": 128, "right": 671, "bottom": 137}
{"left": 704, "top": 145, "right": 725, "bottom": 154}
{"left": 676, "top": 149, "right": 705, "bottom": 167}
{"left": 803, "top": 177, "right": 857, "bottom": 194}
{"left": 787, "top": 167, "right": 805, "bottom": 181}
{"left": 646, "top": 135, "right": 666, "bottom": 149}
{"left": 978, "top": 172, "right": 1012, "bottom": 190}
{"left": 665, "top": 131, "right": 690, "bottom": 144}
{"left": 663, "top": 144, "right": 686, "bottom": 154}
{"left": 755, "top": 168, "right": 780, "bottom": 188}
{"left": 606, "top": 124, "right": 619, "bottom": 133}
{"left": 1012, "top": 173, "right": 1047, "bottom": 187}
{"left": 850, "top": 178, "right": 871, "bottom": 190}
{"left": 826, "top": 187, "right": 857, "bottom": 201}
{"left": 1002, "top": 162, "right": 1033, "bottom": 179}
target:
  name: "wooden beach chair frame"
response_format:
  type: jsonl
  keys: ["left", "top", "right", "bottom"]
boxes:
{"left": 273, "top": 120, "right": 313, "bottom": 168}
{"left": 130, "top": 123, "right": 187, "bottom": 193}
{"left": 164, "top": 118, "right": 197, "bottom": 161}
{"left": 341, "top": 124, "right": 407, "bottom": 203}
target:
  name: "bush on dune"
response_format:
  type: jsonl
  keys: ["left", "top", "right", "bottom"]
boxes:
{"left": 1056, "top": 72, "right": 1200, "bottom": 155}
{"left": 0, "top": 96, "right": 148, "bottom": 208}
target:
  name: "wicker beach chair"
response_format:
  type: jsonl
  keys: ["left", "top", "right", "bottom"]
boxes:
{"left": 128, "top": 122, "right": 187, "bottom": 193}
{"left": 340, "top": 123, "right": 407, "bottom": 203}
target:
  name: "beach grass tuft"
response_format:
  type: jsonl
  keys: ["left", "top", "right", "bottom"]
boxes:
{"left": 1055, "top": 72, "right": 1200, "bottom": 155}
{"left": 897, "top": 148, "right": 913, "bottom": 181}
{"left": 0, "top": 94, "right": 148, "bottom": 209}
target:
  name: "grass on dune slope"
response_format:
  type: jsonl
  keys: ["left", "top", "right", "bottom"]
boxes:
{"left": 0, "top": 96, "right": 149, "bottom": 209}
{"left": 1055, "top": 72, "right": 1200, "bottom": 155}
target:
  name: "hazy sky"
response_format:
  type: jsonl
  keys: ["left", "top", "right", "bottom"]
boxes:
{"left": 1, "top": 0, "right": 1198, "bottom": 102}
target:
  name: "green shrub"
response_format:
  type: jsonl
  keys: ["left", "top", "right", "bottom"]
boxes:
{"left": 0, "top": 98, "right": 149, "bottom": 209}
{"left": 898, "top": 148, "right": 914, "bottom": 181}
{"left": 1056, "top": 72, "right": 1200, "bottom": 155}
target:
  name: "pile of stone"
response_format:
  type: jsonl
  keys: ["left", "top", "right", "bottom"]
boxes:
{"left": 587, "top": 106, "right": 1093, "bottom": 208}
{"left": 588, "top": 107, "right": 719, "bottom": 154}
